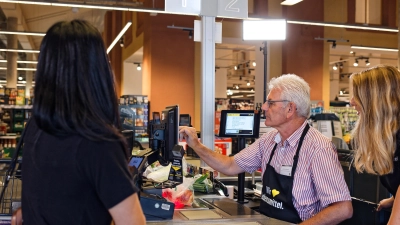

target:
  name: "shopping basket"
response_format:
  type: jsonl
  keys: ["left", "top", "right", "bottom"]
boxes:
{"left": 0, "top": 121, "right": 28, "bottom": 224}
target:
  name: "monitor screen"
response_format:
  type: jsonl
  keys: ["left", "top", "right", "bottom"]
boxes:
{"left": 161, "top": 105, "right": 179, "bottom": 162}
{"left": 179, "top": 114, "right": 191, "bottom": 126}
{"left": 121, "top": 130, "right": 135, "bottom": 154}
{"left": 129, "top": 156, "right": 144, "bottom": 169}
{"left": 150, "top": 105, "right": 180, "bottom": 165}
{"left": 218, "top": 110, "right": 260, "bottom": 138}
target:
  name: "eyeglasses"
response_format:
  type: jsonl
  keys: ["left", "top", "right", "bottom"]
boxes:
{"left": 265, "top": 100, "right": 290, "bottom": 108}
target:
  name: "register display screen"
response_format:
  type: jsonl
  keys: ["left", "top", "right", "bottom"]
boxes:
{"left": 129, "top": 156, "right": 144, "bottom": 169}
{"left": 218, "top": 110, "right": 260, "bottom": 138}
{"left": 226, "top": 113, "right": 254, "bottom": 135}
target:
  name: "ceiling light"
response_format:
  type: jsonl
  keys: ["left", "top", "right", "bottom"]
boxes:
{"left": 0, "top": 1, "right": 165, "bottom": 15}
{"left": 52, "top": 2, "right": 128, "bottom": 10}
{"left": 0, "top": 30, "right": 46, "bottom": 36}
{"left": 365, "top": 59, "right": 370, "bottom": 66}
{"left": 119, "top": 37, "right": 124, "bottom": 47}
{"left": 351, "top": 45, "right": 398, "bottom": 52}
{"left": 235, "top": 85, "right": 239, "bottom": 89}
{"left": 287, "top": 20, "right": 398, "bottom": 32}
{"left": 230, "top": 95, "right": 244, "bottom": 98}
{"left": 251, "top": 89, "right": 254, "bottom": 92}
{"left": 353, "top": 59, "right": 358, "bottom": 67}
{"left": 247, "top": 81, "right": 250, "bottom": 86}
{"left": 0, "top": 0, "right": 51, "bottom": 5}
{"left": 0, "top": 60, "right": 37, "bottom": 64}
{"left": 0, "top": 49, "right": 40, "bottom": 53}
{"left": 107, "top": 21, "right": 132, "bottom": 54}
{"left": 234, "top": 65, "right": 237, "bottom": 70}
{"left": 18, "top": 77, "right": 22, "bottom": 80}
{"left": 243, "top": 20, "right": 286, "bottom": 40}
{"left": 0, "top": 67, "right": 36, "bottom": 71}
{"left": 252, "top": 61, "right": 256, "bottom": 67}
{"left": 134, "top": 63, "right": 142, "bottom": 71}
{"left": 281, "top": 0, "right": 303, "bottom": 5}
{"left": 333, "top": 64, "right": 338, "bottom": 70}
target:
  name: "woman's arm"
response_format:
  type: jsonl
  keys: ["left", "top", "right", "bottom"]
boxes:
{"left": 387, "top": 187, "right": 400, "bottom": 225}
{"left": 11, "top": 208, "right": 22, "bottom": 225}
{"left": 377, "top": 196, "right": 394, "bottom": 211}
{"left": 109, "top": 193, "right": 146, "bottom": 225}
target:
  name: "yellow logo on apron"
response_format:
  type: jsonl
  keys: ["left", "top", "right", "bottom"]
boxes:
{"left": 272, "top": 189, "right": 280, "bottom": 197}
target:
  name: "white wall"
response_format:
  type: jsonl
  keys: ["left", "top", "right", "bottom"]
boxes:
{"left": 215, "top": 68, "right": 227, "bottom": 98}
{"left": 122, "top": 62, "right": 143, "bottom": 95}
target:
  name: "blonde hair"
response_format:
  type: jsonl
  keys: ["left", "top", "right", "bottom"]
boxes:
{"left": 351, "top": 65, "right": 400, "bottom": 175}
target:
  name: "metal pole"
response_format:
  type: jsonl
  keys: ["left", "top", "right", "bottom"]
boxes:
{"left": 261, "top": 41, "right": 268, "bottom": 101}
{"left": 237, "top": 136, "right": 248, "bottom": 204}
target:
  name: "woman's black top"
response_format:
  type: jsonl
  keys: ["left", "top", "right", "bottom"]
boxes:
{"left": 21, "top": 120, "right": 139, "bottom": 225}
{"left": 380, "top": 132, "right": 400, "bottom": 197}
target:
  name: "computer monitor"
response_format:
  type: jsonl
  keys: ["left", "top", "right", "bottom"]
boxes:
{"left": 161, "top": 105, "right": 179, "bottom": 162}
{"left": 179, "top": 114, "right": 191, "bottom": 126}
{"left": 218, "top": 110, "right": 261, "bottom": 138}
{"left": 150, "top": 105, "right": 179, "bottom": 165}
{"left": 121, "top": 130, "right": 134, "bottom": 155}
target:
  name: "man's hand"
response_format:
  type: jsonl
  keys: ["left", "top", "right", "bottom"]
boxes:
{"left": 179, "top": 126, "right": 201, "bottom": 149}
{"left": 178, "top": 126, "right": 244, "bottom": 176}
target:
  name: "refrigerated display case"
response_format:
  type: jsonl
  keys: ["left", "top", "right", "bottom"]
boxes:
{"left": 119, "top": 95, "right": 149, "bottom": 144}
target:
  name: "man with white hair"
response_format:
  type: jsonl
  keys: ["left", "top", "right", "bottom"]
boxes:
{"left": 179, "top": 74, "right": 352, "bottom": 224}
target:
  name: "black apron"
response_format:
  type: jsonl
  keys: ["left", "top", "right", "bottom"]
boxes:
{"left": 259, "top": 124, "right": 310, "bottom": 224}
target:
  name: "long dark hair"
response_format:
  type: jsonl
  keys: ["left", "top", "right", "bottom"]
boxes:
{"left": 34, "top": 20, "right": 124, "bottom": 143}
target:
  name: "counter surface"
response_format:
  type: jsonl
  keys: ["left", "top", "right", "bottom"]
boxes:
{"left": 146, "top": 195, "right": 292, "bottom": 225}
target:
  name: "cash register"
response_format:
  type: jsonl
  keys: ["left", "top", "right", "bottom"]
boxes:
{"left": 127, "top": 105, "right": 185, "bottom": 221}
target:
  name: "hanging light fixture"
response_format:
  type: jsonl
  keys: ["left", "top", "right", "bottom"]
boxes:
{"left": 365, "top": 59, "right": 370, "bottom": 66}
{"left": 134, "top": 62, "right": 141, "bottom": 71}
{"left": 252, "top": 61, "right": 256, "bottom": 67}
{"left": 333, "top": 64, "right": 338, "bottom": 70}
{"left": 247, "top": 81, "right": 250, "bottom": 86}
{"left": 353, "top": 59, "right": 358, "bottom": 67}
{"left": 119, "top": 37, "right": 124, "bottom": 47}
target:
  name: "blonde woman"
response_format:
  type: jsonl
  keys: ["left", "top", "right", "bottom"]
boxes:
{"left": 350, "top": 64, "right": 400, "bottom": 225}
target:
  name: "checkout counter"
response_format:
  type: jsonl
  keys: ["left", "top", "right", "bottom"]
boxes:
{"left": 146, "top": 196, "right": 291, "bottom": 225}
{"left": 131, "top": 146, "right": 290, "bottom": 224}
{"left": 131, "top": 109, "right": 294, "bottom": 224}
{"left": 142, "top": 171, "right": 292, "bottom": 225}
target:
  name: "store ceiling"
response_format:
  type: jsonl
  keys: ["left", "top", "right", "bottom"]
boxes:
{"left": 0, "top": 1, "right": 398, "bottom": 97}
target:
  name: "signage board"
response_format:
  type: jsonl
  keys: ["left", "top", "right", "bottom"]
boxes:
{"left": 165, "top": 0, "right": 201, "bottom": 15}
{"left": 217, "top": 0, "right": 248, "bottom": 19}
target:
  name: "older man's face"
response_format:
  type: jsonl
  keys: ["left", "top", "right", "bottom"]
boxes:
{"left": 262, "top": 89, "right": 290, "bottom": 128}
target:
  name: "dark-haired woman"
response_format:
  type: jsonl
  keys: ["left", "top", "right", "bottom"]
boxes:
{"left": 18, "top": 20, "right": 145, "bottom": 225}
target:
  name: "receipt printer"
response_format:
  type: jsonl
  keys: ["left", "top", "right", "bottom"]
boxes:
{"left": 140, "top": 192, "right": 175, "bottom": 221}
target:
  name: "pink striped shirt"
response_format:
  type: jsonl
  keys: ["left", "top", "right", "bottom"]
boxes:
{"left": 234, "top": 121, "right": 351, "bottom": 221}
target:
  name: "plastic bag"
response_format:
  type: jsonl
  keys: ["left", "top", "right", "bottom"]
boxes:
{"left": 192, "top": 174, "right": 213, "bottom": 193}
{"left": 143, "top": 158, "right": 188, "bottom": 182}
{"left": 162, "top": 177, "right": 195, "bottom": 209}
{"left": 145, "top": 163, "right": 171, "bottom": 182}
